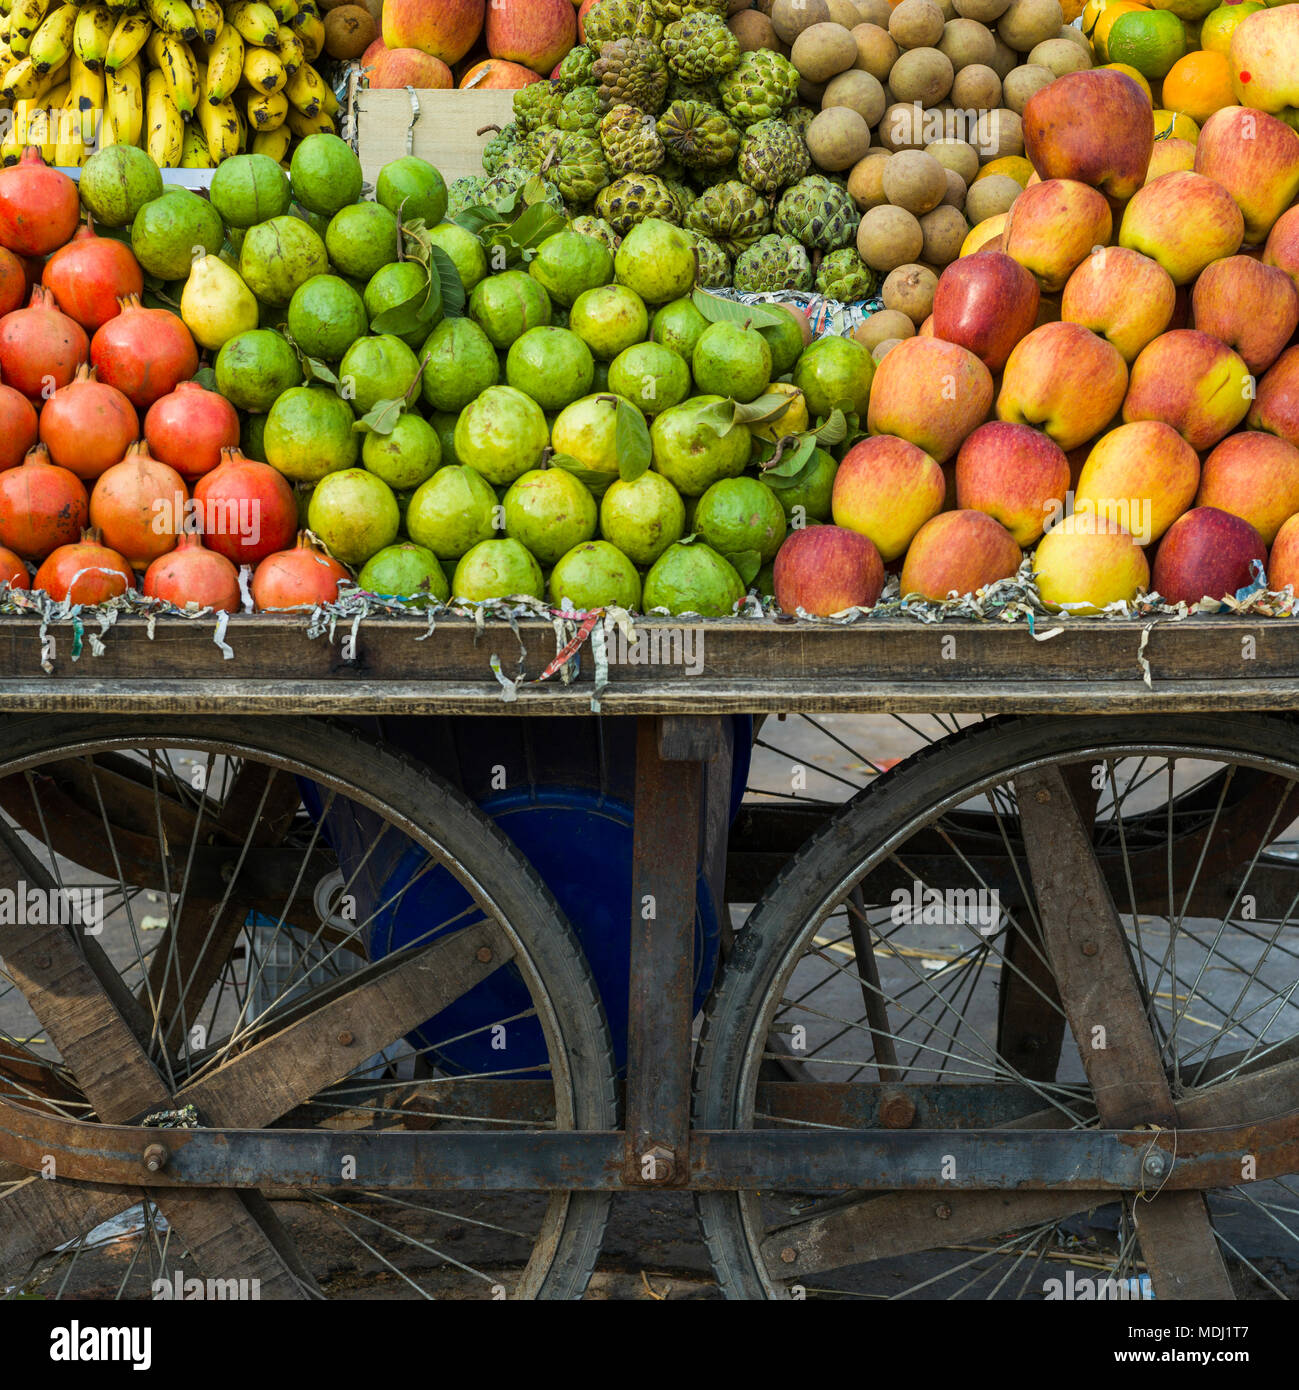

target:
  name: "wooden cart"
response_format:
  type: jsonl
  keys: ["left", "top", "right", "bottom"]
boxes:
{"left": 2, "top": 610, "right": 1298, "bottom": 1300}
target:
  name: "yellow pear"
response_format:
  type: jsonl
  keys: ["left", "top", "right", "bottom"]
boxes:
{"left": 181, "top": 253, "right": 259, "bottom": 351}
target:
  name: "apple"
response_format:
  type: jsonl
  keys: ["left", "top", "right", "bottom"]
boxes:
{"left": 1152, "top": 505, "right": 1268, "bottom": 606}
{"left": 459, "top": 58, "right": 543, "bottom": 87}
{"left": 1268, "top": 512, "right": 1299, "bottom": 592}
{"left": 1145, "top": 137, "right": 1196, "bottom": 184}
{"left": 831, "top": 435, "right": 945, "bottom": 561}
{"left": 866, "top": 337, "right": 994, "bottom": 464}
{"left": 1022, "top": 69, "right": 1154, "bottom": 201}
{"left": 1228, "top": 6, "right": 1299, "bottom": 117}
{"left": 384, "top": 0, "right": 483, "bottom": 65}
{"left": 1247, "top": 345, "right": 1299, "bottom": 449}
{"left": 363, "top": 45, "right": 455, "bottom": 88}
{"left": 1119, "top": 172, "right": 1247, "bottom": 285}
{"left": 1060, "top": 245, "right": 1177, "bottom": 362}
{"left": 1191, "top": 255, "right": 1299, "bottom": 374}
{"left": 773, "top": 524, "right": 885, "bottom": 616}
{"left": 1002, "top": 179, "right": 1114, "bottom": 293}
{"left": 1197, "top": 431, "right": 1299, "bottom": 544}
{"left": 1123, "top": 329, "right": 1253, "bottom": 450}
{"left": 930, "top": 252, "right": 1040, "bottom": 372}
{"left": 954, "top": 421, "right": 1070, "bottom": 546}
{"left": 961, "top": 215, "right": 1007, "bottom": 257}
{"left": 1194, "top": 106, "right": 1299, "bottom": 246}
{"left": 485, "top": 0, "right": 576, "bottom": 75}
{"left": 1073, "top": 420, "right": 1199, "bottom": 545}
{"left": 899, "top": 509, "right": 1023, "bottom": 601}
{"left": 1033, "top": 512, "right": 1150, "bottom": 612}
{"left": 997, "top": 321, "right": 1130, "bottom": 452}
{"left": 1264, "top": 205, "right": 1299, "bottom": 287}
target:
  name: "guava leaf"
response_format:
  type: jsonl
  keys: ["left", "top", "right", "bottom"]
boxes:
{"left": 303, "top": 357, "right": 339, "bottom": 387}
{"left": 762, "top": 434, "right": 817, "bottom": 481}
{"left": 731, "top": 392, "right": 794, "bottom": 427}
{"left": 451, "top": 205, "right": 503, "bottom": 238}
{"left": 761, "top": 455, "right": 819, "bottom": 492}
{"left": 427, "top": 244, "right": 465, "bottom": 319}
{"left": 353, "top": 396, "right": 405, "bottom": 436}
{"left": 549, "top": 454, "right": 615, "bottom": 497}
{"left": 509, "top": 200, "right": 565, "bottom": 250}
{"left": 614, "top": 400, "right": 652, "bottom": 482}
{"left": 370, "top": 284, "right": 444, "bottom": 338}
{"left": 724, "top": 549, "right": 762, "bottom": 586}
{"left": 691, "top": 288, "right": 790, "bottom": 330}
{"left": 190, "top": 366, "right": 218, "bottom": 391}
{"left": 678, "top": 397, "right": 735, "bottom": 439}
{"left": 814, "top": 409, "right": 848, "bottom": 447}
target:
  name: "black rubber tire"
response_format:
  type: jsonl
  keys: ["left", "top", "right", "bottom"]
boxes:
{"left": 0, "top": 712, "right": 618, "bottom": 1300}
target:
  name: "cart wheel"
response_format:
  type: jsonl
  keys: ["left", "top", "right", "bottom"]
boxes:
{"left": 0, "top": 714, "right": 616, "bottom": 1300}
{"left": 697, "top": 713, "right": 1299, "bottom": 1299}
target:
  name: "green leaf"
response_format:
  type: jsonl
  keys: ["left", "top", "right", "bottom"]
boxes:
{"left": 549, "top": 454, "right": 616, "bottom": 497}
{"left": 428, "top": 245, "right": 466, "bottom": 319}
{"left": 614, "top": 399, "right": 652, "bottom": 483}
{"left": 814, "top": 409, "right": 848, "bottom": 447}
{"left": 304, "top": 356, "right": 339, "bottom": 387}
{"left": 371, "top": 283, "right": 445, "bottom": 338}
{"left": 352, "top": 396, "right": 406, "bottom": 436}
{"left": 731, "top": 391, "right": 796, "bottom": 428}
{"left": 190, "top": 366, "right": 218, "bottom": 391}
{"left": 450, "top": 205, "right": 503, "bottom": 238}
{"left": 762, "top": 435, "right": 817, "bottom": 481}
{"left": 724, "top": 549, "right": 762, "bottom": 586}
{"left": 691, "top": 288, "right": 789, "bottom": 330}
{"left": 762, "top": 455, "right": 819, "bottom": 492}
{"left": 677, "top": 397, "right": 735, "bottom": 439}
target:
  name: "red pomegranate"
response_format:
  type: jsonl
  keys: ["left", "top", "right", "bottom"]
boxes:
{"left": 90, "top": 295, "right": 198, "bottom": 410}
{"left": 0, "top": 367, "right": 39, "bottom": 472}
{"left": 0, "top": 543, "right": 28, "bottom": 589}
{"left": 42, "top": 221, "right": 144, "bottom": 332}
{"left": 145, "top": 382, "right": 240, "bottom": 482}
{"left": 193, "top": 447, "right": 297, "bottom": 566}
{"left": 39, "top": 364, "right": 138, "bottom": 481}
{"left": 0, "top": 247, "right": 27, "bottom": 319}
{"left": 0, "top": 148, "right": 79, "bottom": 257}
{"left": 143, "top": 530, "right": 241, "bottom": 611}
{"left": 88, "top": 441, "right": 187, "bottom": 569}
{"left": 33, "top": 527, "right": 134, "bottom": 605}
{"left": 252, "top": 531, "right": 352, "bottom": 611}
{"left": 0, "top": 285, "right": 90, "bottom": 404}
{"left": 0, "top": 443, "right": 89, "bottom": 561}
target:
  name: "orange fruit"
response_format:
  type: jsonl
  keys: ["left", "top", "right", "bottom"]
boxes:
{"left": 1199, "top": 1, "right": 1264, "bottom": 54}
{"left": 1088, "top": 0, "right": 1150, "bottom": 59}
{"left": 1161, "top": 48, "right": 1234, "bottom": 120}
{"left": 974, "top": 156, "right": 1035, "bottom": 186}
{"left": 1148, "top": 0, "right": 1217, "bottom": 22}
{"left": 1101, "top": 61, "right": 1155, "bottom": 102}
{"left": 1108, "top": 8, "right": 1188, "bottom": 76}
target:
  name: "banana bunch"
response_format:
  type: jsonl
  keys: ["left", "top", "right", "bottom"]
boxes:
{"left": 0, "top": 0, "right": 341, "bottom": 169}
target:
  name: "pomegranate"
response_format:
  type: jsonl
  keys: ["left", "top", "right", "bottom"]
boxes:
{"left": 0, "top": 247, "right": 27, "bottom": 319}
{"left": 145, "top": 382, "right": 240, "bottom": 483}
{"left": 43, "top": 221, "right": 144, "bottom": 332}
{"left": 0, "top": 148, "right": 79, "bottom": 257}
{"left": 88, "top": 440, "right": 187, "bottom": 569}
{"left": 0, "top": 544, "right": 29, "bottom": 589}
{"left": 0, "top": 443, "right": 89, "bottom": 561}
{"left": 0, "top": 367, "right": 39, "bottom": 472}
{"left": 252, "top": 531, "right": 351, "bottom": 611}
{"left": 39, "top": 364, "right": 138, "bottom": 481}
{"left": 0, "top": 285, "right": 90, "bottom": 404}
{"left": 143, "top": 530, "right": 241, "bottom": 611}
{"left": 33, "top": 527, "right": 134, "bottom": 605}
{"left": 90, "top": 295, "right": 198, "bottom": 410}
{"left": 193, "top": 447, "right": 297, "bottom": 566}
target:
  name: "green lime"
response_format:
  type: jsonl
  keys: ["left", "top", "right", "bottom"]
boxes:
{"left": 1108, "top": 9, "right": 1187, "bottom": 79}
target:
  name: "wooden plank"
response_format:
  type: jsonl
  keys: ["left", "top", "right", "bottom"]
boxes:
{"left": 355, "top": 88, "right": 515, "bottom": 184}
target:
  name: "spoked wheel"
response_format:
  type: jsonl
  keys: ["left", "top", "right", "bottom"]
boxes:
{"left": 0, "top": 715, "right": 616, "bottom": 1300}
{"left": 696, "top": 714, "right": 1299, "bottom": 1300}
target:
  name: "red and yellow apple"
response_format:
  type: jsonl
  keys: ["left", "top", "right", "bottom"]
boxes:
{"left": 866, "top": 337, "right": 995, "bottom": 464}
{"left": 459, "top": 58, "right": 543, "bottom": 87}
{"left": 1123, "top": 328, "right": 1253, "bottom": 450}
{"left": 1193, "top": 106, "right": 1299, "bottom": 246}
{"left": 384, "top": 0, "right": 483, "bottom": 65}
{"left": 899, "top": 510, "right": 1023, "bottom": 601}
{"left": 1002, "top": 179, "right": 1114, "bottom": 293}
{"left": 1228, "top": 6, "right": 1299, "bottom": 118}
{"left": 831, "top": 435, "right": 945, "bottom": 562}
{"left": 1247, "top": 345, "right": 1299, "bottom": 448}
{"left": 485, "top": 0, "right": 576, "bottom": 75}
{"left": 1268, "top": 512, "right": 1299, "bottom": 591}
{"left": 1033, "top": 513, "right": 1150, "bottom": 612}
{"left": 1152, "top": 505, "right": 1268, "bottom": 606}
{"left": 1119, "top": 171, "right": 1246, "bottom": 285}
{"left": 930, "top": 252, "right": 1040, "bottom": 373}
{"left": 1191, "top": 255, "right": 1299, "bottom": 374}
{"left": 954, "top": 421, "right": 1070, "bottom": 546}
{"left": 1060, "top": 245, "right": 1177, "bottom": 362}
{"left": 1197, "top": 431, "right": 1299, "bottom": 543}
{"left": 1021, "top": 69, "right": 1154, "bottom": 201}
{"left": 1072, "top": 420, "right": 1198, "bottom": 545}
{"left": 363, "top": 45, "right": 455, "bottom": 88}
{"left": 1146, "top": 138, "right": 1196, "bottom": 184}
{"left": 1264, "top": 205, "right": 1299, "bottom": 287}
{"left": 773, "top": 525, "right": 885, "bottom": 616}
{"left": 997, "top": 322, "right": 1130, "bottom": 452}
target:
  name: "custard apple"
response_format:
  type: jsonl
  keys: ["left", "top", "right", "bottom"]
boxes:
{"left": 656, "top": 100, "right": 740, "bottom": 169}
{"left": 717, "top": 50, "right": 800, "bottom": 126}
{"left": 816, "top": 248, "right": 878, "bottom": 302}
{"left": 600, "top": 103, "right": 666, "bottom": 174}
{"left": 774, "top": 175, "right": 859, "bottom": 252}
{"left": 547, "top": 133, "right": 611, "bottom": 207}
{"left": 572, "top": 215, "right": 621, "bottom": 254}
{"left": 737, "top": 119, "right": 810, "bottom": 195}
{"left": 584, "top": 0, "right": 663, "bottom": 47}
{"left": 662, "top": 12, "right": 741, "bottom": 84}
{"left": 556, "top": 45, "right": 595, "bottom": 91}
{"left": 733, "top": 234, "right": 814, "bottom": 293}
{"left": 596, "top": 172, "right": 682, "bottom": 235}
{"left": 684, "top": 179, "right": 771, "bottom": 256}
{"left": 593, "top": 37, "right": 669, "bottom": 113}
{"left": 513, "top": 80, "right": 564, "bottom": 134}
{"left": 683, "top": 228, "right": 730, "bottom": 288}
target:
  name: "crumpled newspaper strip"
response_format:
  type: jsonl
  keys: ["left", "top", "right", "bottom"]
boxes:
{"left": 2, "top": 559, "right": 1292, "bottom": 698}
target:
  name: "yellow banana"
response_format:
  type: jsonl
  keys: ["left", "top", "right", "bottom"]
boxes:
{"left": 241, "top": 42, "right": 280, "bottom": 93}
{"left": 202, "top": 18, "right": 237, "bottom": 99}
{"left": 234, "top": 99, "right": 245, "bottom": 148}
{"left": 146, "top": 0, "right": 197, "bottom": 40}
{"left": 7, "top": 0, "right": 49, "bottom": 57}
{"left": 321, "top": 77, "right": 337, "bottom": 116}
{"left": 292, "top": 7, "right": 320, "bottom": 58}
{"left": 29, "top": 2, "right": 74, "bottom": 73}
{"left": 273, "top": 20, "right": 298, "bottom": 72}
{"left": 54, "top": 91, "right": 89, "bottom": 166}
{"left": 190, "top": 0, "right": 220, "bottom": 42}
{"left": 251, "top": 121, "right": 288, "bottom": 161}
{"left": 282, "top": 56, "right": 322, "bottom": 115}
{"left": 145, "top": 65, "right": 183, "bottom": 166}
{"left": 68, "top": 55, "right": 103, "bottom": 134}
{"left": 285, "top": 102, "right": 329, "bottom": 138}
{"left": 72, "top": 3, "right": 111, "bottom": 70}
{"left": 226, "top": 0, "right": 276, "bottom": 46}
{"left": 266, "top": 0, "right": 294, "bottom": 20}
{"left": 104, "top": 54, "right": 142, "bottom": 145}
{"left": 2, "top": 52, "right": 43, "bottom": 97}
{"left": 245, "top": 83, "right": 284, "bottom": 128}
{"left": 103, "top": 9, "right": 148, "bottom": 70}
{"left": 180, "top": 120, "right": 213, "bottom": 166}
{"left": 197, "top": 86, "right": 237, "bottom": 159}
{"left": 103, "top": 0, "right": 132, "bottom": 11}
{"left": 146, "top": 29, "right": 199, "bottom": 113}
